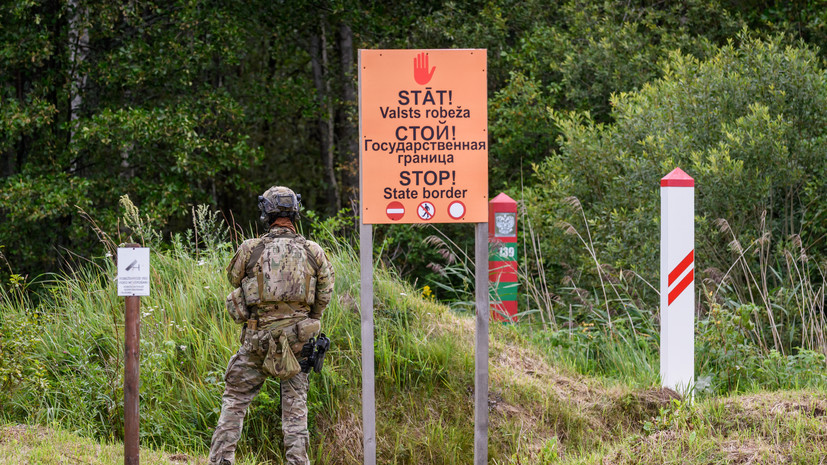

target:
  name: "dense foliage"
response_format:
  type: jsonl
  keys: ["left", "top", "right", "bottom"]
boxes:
{"left": 2, "top": 0, "right": 827, "bottom": 396}
{"left": 528, "top": 33, "right": 827, "bottom": 296}
{"left": 1, "top": 0, "right": 825, "bottom": 276}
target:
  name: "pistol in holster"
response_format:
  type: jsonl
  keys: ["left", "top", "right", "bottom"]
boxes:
{"left": 299, "top": 333, "right": 330, "bottom": 374}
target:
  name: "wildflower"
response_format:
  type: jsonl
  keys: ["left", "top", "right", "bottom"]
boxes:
{"left": 421, "top": 285, "right": 433, "bottom": 299}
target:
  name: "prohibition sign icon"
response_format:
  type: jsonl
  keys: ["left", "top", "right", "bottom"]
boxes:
{"left": 447, "top": 201, "right": 466, "bottom": 219}
{"left": 417, "top": 201, "right": 435, "bottom": 221}
{"left": 386, "top": 201, "right": 405, "bottom": 221}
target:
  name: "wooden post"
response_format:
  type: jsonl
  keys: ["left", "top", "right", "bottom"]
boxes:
{"left": 360, "top": 222, "right": 376, "bottom": 465}
{"left": 474, "top": 223, "right": 489, "bottom": 465}
{"left": 124, "top": 294, "right": 140, "bottom": 465}
{"left": 122, "top": 242, "right": 142, "bottom": 465}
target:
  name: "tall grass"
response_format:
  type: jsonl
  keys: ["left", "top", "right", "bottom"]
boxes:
{"left": 708, "top": 215, "right": 827, "bottom": 355}
{"left": 3, "top": 198, "right": 827, "bottom": 463}
{"left": 542, "top": 201, "right": 827, "bottom": 393}
{"left": 425, "top": 195, "right": 827, "bottom": 394}
{"left": 0, "top": 205, "right": 521, "bottom": 463}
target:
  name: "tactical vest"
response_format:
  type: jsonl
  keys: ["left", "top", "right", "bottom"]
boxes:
{"left": 240, "top": 231, "right": 320, "bottom": 309}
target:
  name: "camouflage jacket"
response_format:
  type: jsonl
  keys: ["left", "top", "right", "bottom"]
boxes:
{"left": 226, "top": 226, "right": 335, "bottom": 320}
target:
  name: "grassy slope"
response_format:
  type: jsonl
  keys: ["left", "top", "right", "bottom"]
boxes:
{"left": 0, "top": 423, "right": 234, "bottom": 465}
{"left": 5, "top": 389, "right": 827, "bottom": 464}
{"left": 569, "top": 390, "right": 827, "bottom": 464}
{"left": 2, "top": 239, "right": 827, "bottom": 464}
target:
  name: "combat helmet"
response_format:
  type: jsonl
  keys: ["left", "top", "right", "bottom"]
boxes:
{"left": 258, "top": 186, "right": 302, "bottom": 223}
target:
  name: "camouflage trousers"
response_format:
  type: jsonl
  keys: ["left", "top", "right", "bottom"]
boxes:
{"left": 208, "top": 345, "right": 310, "bottom": 465}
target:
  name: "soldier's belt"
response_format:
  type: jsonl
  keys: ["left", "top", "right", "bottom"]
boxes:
{"left": 242, "top": 315, "right": 320, "bottom": 357}
{"left": 252, "top": 301, "right": 311, "bottom": 327}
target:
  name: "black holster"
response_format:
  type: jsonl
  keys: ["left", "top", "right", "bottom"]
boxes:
{"left": 299, "top": 333, "right": 331, "bottom": 374}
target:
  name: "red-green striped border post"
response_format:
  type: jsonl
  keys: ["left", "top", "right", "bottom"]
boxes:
{"left": 660, "top": 167, "right": 695, "bottom": 396}
{"left": 489, "top": 193, "right": 518, "bottom": 322}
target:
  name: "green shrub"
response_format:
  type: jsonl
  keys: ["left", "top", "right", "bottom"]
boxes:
{"left": 696, "top": 301, "right": 762, "bottom": 392}
{"left": 0, "top": 297, "right": 49, "bottom": 414}
{"left": 697, "top": 299, "right": 827, "bottom": 394}
{"left": 528, "top": 32, "right": 827, "bottom": 321}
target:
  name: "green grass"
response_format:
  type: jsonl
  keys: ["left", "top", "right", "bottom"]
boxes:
{"left": 0, "top": 422, "right": 254, "bottom": 465}
{"left": 2, "top": 231, "right": 827, "bottom": 464}
{"left": 562, "top": 390, "right": 827, "bottom": 464}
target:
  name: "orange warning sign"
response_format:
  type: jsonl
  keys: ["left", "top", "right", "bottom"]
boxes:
{"left": 359, "top": 49, "right": 488, "bottom": 224}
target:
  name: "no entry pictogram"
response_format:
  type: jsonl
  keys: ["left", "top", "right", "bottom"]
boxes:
{"left": 386, "top": 201, "right": 405, "bottom": 221}
{"left": 448, "top": 201, "right": 466, "bottom": 219}
{"left": 417, "top": 201, "right": 435, "bottom": 220}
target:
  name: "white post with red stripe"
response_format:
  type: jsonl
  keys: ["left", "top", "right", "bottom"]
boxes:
{"left": 660, "top": 167, "right": 695, "bottom": 394}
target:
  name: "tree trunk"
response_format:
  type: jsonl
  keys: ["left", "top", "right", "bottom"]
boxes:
{"left": 68, "top": 0, "right": 88, "bottom": 152}
{"left": 338, "top": 23, "right": 359, "bottom": 210}
{"left": 310, "top": 18, "right": 340, "bottom": 214}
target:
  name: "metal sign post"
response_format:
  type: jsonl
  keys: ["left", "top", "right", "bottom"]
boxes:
{"left": 358, "top": 223, "right": 488, "bottom": 465}
{"left": 117, "top": 244, "right": 150, "bottom": 465}
{"left": 358, "top": 48, "right": 489, "bottom": 464}
{"left": 359, "top": 222, "right": 377, "bottom": 465}
{"left": 660, "top": 168, "right": 695, "bottom": 395}
{"left": 474, "top": 223, "right": 489, "bottom": 465}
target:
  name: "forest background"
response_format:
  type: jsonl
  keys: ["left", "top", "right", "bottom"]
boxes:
{"left": 1, "top": 0, "right": 824, "bottom": 278}
{"left": 0, "top": 0, "right": 827, "bottom": 372}
{"left": 3, "top": 0, "right": 827, "bottom": 398}
{"left": 3, "top": 0, "right": 827, "bottom": 463}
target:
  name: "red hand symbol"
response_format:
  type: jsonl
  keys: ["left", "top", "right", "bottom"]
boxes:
{"left": 413, "top": 52, "right": 435, "bottom": 85}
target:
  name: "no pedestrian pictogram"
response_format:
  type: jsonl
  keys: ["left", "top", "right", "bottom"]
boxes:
{"left": 417, "top": 201, "right": 435, "bottom": 221}
{"left": 386, "top": 201, "right": 405, "bottom": 221}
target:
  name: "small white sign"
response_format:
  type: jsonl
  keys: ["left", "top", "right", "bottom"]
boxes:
{"left": 118, "top": 247, "right": 150, "bottom": 296}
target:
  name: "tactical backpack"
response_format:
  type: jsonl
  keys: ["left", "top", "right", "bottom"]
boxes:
{"left": 240, "top": 231, "right": 320, "bottom": 309}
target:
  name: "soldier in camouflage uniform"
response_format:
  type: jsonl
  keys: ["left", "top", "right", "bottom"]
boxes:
{"left": 209, "top": 186, "right": 335, "bottom": 465}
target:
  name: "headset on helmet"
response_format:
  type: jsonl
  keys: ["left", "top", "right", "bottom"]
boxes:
{"left": 258, "top": 186, "right": 301, "bottom": 223}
